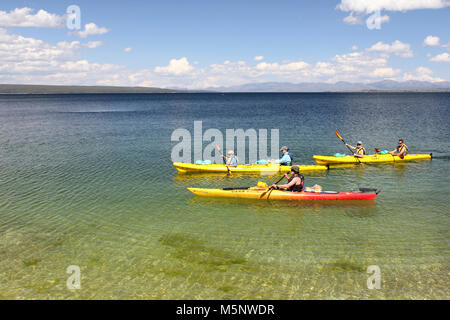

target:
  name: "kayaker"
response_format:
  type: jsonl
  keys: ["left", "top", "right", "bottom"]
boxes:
{"left": 271, "top": 165, "right": 304, "bottom": 192}
{"left": 389, "top": 139, "right": 408, "bottom": 158}
{"left": 222, "top": 150, "right": 238, "bottom": 167}
{"left": 345, "top": 141, "right": 366, "bottom": 158}
{"left": 270, "top": 146, "right": 292, "bottom": 166}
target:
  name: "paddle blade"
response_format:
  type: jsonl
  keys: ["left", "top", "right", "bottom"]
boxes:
{"left": 335, "top": 130, "right": 343, "bottom": 141}
{"left": 259, "top": 187, "right": 272, "bottom": 199}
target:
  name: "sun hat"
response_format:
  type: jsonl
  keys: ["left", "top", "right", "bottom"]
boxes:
{"left": 291, "top": 165, "right": 300, "bottom": 173}
{"left": 280, "top": 146, "right": 289, "bottom": 151}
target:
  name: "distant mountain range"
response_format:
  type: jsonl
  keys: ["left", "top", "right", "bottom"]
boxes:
{"left": 0, "top": 84, "right": 188, "bottom": 94}
{"left": 206, "top": 80, "right": 450, "bottom": 92}
{"left": 1, "top": 81, "right": 450, "bottom": 94}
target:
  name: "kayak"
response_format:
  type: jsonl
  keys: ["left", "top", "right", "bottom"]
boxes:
{"left": 313, "top": 153, "right": 432, "bottom": 165}
{"left": 187, "top": 187, "right": 379, "bottom": 201}
{"left": 173, "top": 162, "right": 328, "bottom": 174}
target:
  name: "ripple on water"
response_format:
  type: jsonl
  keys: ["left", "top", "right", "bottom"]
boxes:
{"left": 0, "top": 93, "right": 449, "bottom": 299}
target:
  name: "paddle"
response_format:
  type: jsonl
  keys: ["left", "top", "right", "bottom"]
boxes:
{"left": 216, "top": 144, "right": 232, "bottom": 175}
{"left": 391, "top": 153, "right": 404, "bottom": 161}
{"left": 335, "top": 130, "right": 361, "bottom": 164}
{"left": 259, "top": 175, "right": 286, "bottom": 199}
{"left": 390, "top": 153, "right": 396, "bottom": 162}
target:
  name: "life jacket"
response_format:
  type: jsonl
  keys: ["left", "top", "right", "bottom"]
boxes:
{"left": 287, "top": 174, "right": 304, "bottom": 192}
{"left": 356, "top": 146, "right": 366, "bottom": 155}
{"left": 396, "top": 144, "right": 408, "bottom": 153}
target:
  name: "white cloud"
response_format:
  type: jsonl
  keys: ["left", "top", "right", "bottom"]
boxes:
{"left": 83, "top": 41, "right": 103, "bottom": 49}
{"left": 423, "top": 35, "right": 441, "bottom": 47}
{"left": 416, "top": 66, "right": 433, "bottom": 75}
{"left": 124, "top": 47, "right": 132, "bottom": 53}
{"left": 313, "top": 62, "right": 336, "bottom": 76}
{"left": 337, "top": 0, "right": 450, "bottom": 14}
{"left": 366, "top": 14, "right": 390, "bottom": 26}
{"left": 343, "top": 13, "right": 363, "bottom": 24}
{"left": 255, "top": 62, "right": 278, "bottom": 71}
{"left": 74, "top": 23, "right": 109, "bottom": 38}
{"left": 0, "top": 27, "right": 447, "bottom": 89}
{"left": 402, "top": 66, "right": 444, "bottom": 81}
{"left": 255, "top": 60, "right": 309, "bottom": 72}
{"left": 370, "top": 67, "right": 400, "bottom": 78}
{"left": 351, "top": 45, "right": 359, "bottom": 50}
{"left": 0, "top": 7, "right": 64, "bottom": 28}
{"left": 0, "top": 28, "right": 79, "bottom": 63}
{"left": 280, "top": 61, "right": 309, "bottom": 71}
{"left": 430, "top": 52, "right": 450, "bottom": 62}
{"left": 154, "top": 57, "right": 194, "bottom": 75}
{"left": 338, "top": 1, "right": 449, "bottom": 26}
{"left": 332, "top": 51, "right": 387, "bottom": 67}
{"left": 368, "top": 40, "right": 413, "bottom": 58}
{"left": 254, "top": 56, "right": 264, "bottom": 61}
{"left": 0, "top": 28, "right": 123, "bottom": 85}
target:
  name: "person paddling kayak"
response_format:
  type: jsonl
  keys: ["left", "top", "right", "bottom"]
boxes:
{"left": 389, "top": 139, "right": 408, "bottom": 158}
{"left": 222, "top": 150, "right": 238, "bottom": 167}
{"left": 345, "top": 141, "right": 366, "bottom": 158}
{"left": 270, "top": 146, "right": 293, "bottom": 166}
{"left": 270, "top": 165, "right": 304, "bottom": 192}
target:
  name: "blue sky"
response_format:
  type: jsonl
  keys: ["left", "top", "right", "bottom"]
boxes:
{"left": 0, "top": 0, "right": 449, "bottom": 88}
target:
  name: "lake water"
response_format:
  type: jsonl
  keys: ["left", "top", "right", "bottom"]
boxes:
{"left": 0, "top": 93, "right": 448, "bottom": 299}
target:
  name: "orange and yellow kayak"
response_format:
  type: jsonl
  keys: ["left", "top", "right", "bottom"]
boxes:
{"left": 188, "top": 186, "right": 379, "bottom": 201}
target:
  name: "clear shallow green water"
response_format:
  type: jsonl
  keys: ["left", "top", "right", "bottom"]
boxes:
{"left": 0, "top": 93, "right": 448, "bottom": 299}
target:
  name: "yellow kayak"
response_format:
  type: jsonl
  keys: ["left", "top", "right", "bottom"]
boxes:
{"left": 173, "top": 162, "right": 328, "bottom": 174}
{"left": 313, "top": 153, "right": 432, "bottom": 165}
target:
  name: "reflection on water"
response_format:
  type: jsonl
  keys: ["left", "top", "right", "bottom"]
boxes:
{"left": 187, "top": 195, "right": 377, "bottom": 209}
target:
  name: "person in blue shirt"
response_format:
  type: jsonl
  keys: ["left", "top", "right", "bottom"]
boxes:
{"left": 271, "top": 146, "right": 292, "bottom": 166}
{"left": 222, "top": 150, "right": 238, "bottom": 167}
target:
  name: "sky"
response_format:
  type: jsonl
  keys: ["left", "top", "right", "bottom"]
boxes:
{"left": 0, "top": 0, "right": 449, "bottom": 88}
